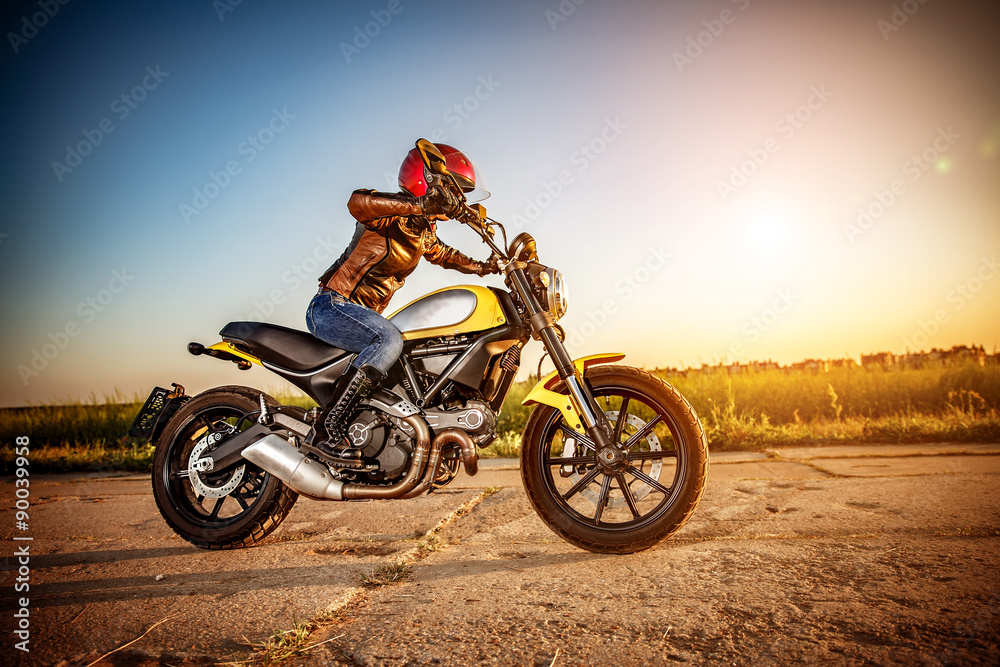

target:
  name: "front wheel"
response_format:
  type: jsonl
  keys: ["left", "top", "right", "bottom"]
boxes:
{"left": 521, "top": 366, "right": 708, "bottom": 554}
{"left": 151, "top": 386, "right": 298, "bottom": 549}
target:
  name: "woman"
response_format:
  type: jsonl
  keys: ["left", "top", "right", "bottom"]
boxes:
{"left": 306, "top": 143, "right": 498, "bottom": 459}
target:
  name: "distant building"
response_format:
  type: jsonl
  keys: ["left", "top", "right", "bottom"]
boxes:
{"left": 861, "top": 352, "right": 895, "bottom": 369}
{"left": 790, "top": 358, "right": 828, "bottom": 373}
{"left": 675, "top": 345, "right": 988, "bottom": 377}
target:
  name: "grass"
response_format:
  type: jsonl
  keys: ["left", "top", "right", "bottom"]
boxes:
{"left": 2, "top": 363, "right": 998, "bottom": 472}
{"left": 357, "top": 561, "right": 412, "bottom": 587}
{"left": 228, "top": 609, "right": 347, "bottom": 667}
{"left": 665, "top": 362, "right": 1000, "bottom": 424}
{"left": 668, "top": 363, "right": 1000, "bottom": 451}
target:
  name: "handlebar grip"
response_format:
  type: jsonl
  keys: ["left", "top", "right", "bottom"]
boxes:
{"left": 461, "top": 203, "right": 486, "bottom": 222}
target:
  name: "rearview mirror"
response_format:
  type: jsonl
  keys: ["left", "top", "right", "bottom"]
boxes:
{"left": 415, "top": 138, "right": 450, "bottom": 176}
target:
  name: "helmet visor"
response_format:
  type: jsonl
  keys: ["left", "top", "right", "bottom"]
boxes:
{"left": 448, "top": 154, "right": 489, "bottom": 203}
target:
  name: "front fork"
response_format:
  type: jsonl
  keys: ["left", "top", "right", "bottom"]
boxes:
{"left": 509, "top": 266, "right": 626, "bottom": 468}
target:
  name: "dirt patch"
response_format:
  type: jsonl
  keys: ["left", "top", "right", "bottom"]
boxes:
{"left": 3, "top": 452, "right": 998, "bottom": 665}
{"left": 294, "top": 470, "right": 1000, "bottom": 666}
{"left": 307, "top": 543, "right": 402, "bottom": 558}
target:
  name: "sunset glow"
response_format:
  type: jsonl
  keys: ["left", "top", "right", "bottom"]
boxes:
{"left": 1, "top": 0, "right": 998, "bottom": 406}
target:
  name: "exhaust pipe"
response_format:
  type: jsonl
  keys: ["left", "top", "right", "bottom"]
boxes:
{"left": 342, "top": 415, "right": 430, "bottom": 500}
{"left": 457, "top": 431, "right": 478, "bottom": 477}
{"left": 401, "top": 429, "right": 475, "bottom": 499}
{"left": 241, "top": 415, "right": 432, "bottom": 501}
{"left": 242, "top": 434, "right": 345, "bottom": 500}
{"left": 242, "top": 418, "right": 482, "bottom": 501}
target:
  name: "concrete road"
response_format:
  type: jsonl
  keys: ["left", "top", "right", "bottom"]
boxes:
{"left": 1, "top": 442, "right": 998, "bottom": 666}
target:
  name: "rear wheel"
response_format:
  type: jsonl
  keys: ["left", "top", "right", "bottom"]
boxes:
{"left": 151, "top": 387, "right": 298, "bottom": 549}
{"left": 521, "top": 366, "right": 708, "bottom": 554}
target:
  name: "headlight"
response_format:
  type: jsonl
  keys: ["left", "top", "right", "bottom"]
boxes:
{"left": 545, "top": 268, "right": 568, "bottom": 320}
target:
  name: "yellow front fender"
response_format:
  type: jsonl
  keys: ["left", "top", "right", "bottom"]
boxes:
{"left": 521, "top": 353, "right": 625, "bottom": 431}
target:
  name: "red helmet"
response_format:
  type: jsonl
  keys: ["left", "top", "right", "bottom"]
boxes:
{"left": 398, "top": 143, "right": 489, "bottom": 202}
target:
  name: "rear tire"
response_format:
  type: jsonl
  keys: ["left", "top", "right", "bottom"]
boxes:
{"left": 521, "top": 366, "right": 708, "bottom": 554}
{"left": 151, "top": 387, "right": 298, "bottom": 549}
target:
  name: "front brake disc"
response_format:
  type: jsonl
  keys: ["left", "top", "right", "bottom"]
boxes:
{"left": 570, "top": 411, "right": 662, "bottom": 508}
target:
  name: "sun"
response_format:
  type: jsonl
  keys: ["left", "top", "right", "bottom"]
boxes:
{"left": 741, "top": 198, "right": 798, "bottom": 256}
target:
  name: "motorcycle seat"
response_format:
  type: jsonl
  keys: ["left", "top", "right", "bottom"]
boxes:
{"left": 219, "top": 322, "right": 350, "bottom": 372}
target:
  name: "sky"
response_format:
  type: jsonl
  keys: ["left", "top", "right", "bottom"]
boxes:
{"left": 1, "top": 0, "right": 998, "bottom": 407}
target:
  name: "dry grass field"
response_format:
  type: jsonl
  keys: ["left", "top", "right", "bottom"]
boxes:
{"left": 2, "top": 362, "right": 998, "bottom": 472}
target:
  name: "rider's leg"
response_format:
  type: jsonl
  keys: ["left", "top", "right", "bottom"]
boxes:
{"left": 316, "top": 363, "right": 385, "bottom": 459}
{"left": 306, "top": 290, "right": 404, "bottom": 458}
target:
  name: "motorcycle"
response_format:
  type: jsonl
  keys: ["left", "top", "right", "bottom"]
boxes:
{"left": 131, "top": 139, "right": 708, "bottom": 554}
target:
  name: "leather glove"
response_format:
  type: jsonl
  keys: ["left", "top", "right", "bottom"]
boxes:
{"left": 419, "top": 185, "right": 462, "bottom": 219}
{"left": 476, "top": 255, "right": 501, "bottom": 276}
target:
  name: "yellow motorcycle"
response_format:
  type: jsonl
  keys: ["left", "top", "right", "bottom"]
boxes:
{"left": 132, "top": 140, "right": 708, "bottom": 554}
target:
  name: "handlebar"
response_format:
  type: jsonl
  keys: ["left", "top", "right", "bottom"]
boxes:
{"left": 418, "top": 139, "right": 507, "bottom": 260}
{"left": 451, "top": 198, "right": 507, "bottom": 261}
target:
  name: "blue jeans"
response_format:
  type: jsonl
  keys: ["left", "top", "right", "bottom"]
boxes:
{"left": 306, "top": 291, "right": 404, "bottom": 375}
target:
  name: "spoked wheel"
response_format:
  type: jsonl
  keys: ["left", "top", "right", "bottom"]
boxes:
{"left": 521, "top": 366, "right": 708, "bottom": 554}
{"left": 151, "top": 386, "right": 298, "bottom": 550}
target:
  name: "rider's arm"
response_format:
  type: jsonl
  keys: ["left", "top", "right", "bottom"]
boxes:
{"left": 348, "top": 189, "right": 422, "bottom": 228}
{"left": 423, "top": 238, "right": 491, "bottom": 276}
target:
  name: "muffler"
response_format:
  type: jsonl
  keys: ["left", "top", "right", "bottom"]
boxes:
{"left": 241, "top": 415, "right": 431, "bottom": 501}
{"left": 242, "top": 434, "right": 345, "bottom": 500}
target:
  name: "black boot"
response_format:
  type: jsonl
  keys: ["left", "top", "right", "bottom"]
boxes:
{"left": 317, "top": 364, "right": 384, "bottom": 460}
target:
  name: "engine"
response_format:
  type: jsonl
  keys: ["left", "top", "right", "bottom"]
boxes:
{"left": 423, "top": 400, "right": 497, "bottom": 445}
{"left": 340, "top": 400, "right": 497, "bottom": 482}
{"left": 343, "top": 410, "right": 412, "bottom": 479}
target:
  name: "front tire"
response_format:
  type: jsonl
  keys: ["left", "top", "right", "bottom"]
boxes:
{"left": 151, "top": 386, "right": 298, "bottom": 549}
{"left": 521, "top": 366, "right": 708, "bottom": 554}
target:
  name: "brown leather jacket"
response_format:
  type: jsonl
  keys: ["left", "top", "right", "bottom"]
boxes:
{"left": 318, "top": 189, "right": 490, "bottom": 313}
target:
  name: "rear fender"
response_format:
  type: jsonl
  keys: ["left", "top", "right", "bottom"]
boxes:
{"left": 521, "top": 353, "right": 625, "bottom": 431}
{"left": 188, "top": 340, "right": 262, "bottom": 368}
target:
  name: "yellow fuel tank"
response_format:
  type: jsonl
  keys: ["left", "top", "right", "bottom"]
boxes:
{"left": 387, "top": 285, "right": 507, "bottom": 341}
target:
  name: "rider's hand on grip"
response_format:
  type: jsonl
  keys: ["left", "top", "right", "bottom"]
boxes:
{"left": 477, "top": 255, "right": 501, "bottom": 276}
{"left": 419, "top": 185, "right": 462, "bottom": 219}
